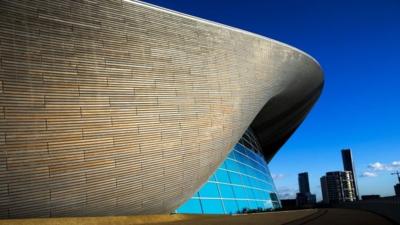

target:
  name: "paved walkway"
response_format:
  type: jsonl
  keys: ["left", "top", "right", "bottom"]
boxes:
{"left": 282, "top": 208, "right": 396, "bottom": 225}
{"left": 0, "top": 208, "right": 396, "bottom": 225}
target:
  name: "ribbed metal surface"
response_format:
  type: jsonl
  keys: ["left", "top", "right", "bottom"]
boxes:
{"left": 0, "top": 0, "right": 323, "bottom": 218}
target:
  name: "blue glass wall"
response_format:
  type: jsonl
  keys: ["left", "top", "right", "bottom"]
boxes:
{"left": 176, "top": 143, "right": 281, "bottom": 214}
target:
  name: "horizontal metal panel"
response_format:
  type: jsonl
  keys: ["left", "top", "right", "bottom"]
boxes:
{"left": 0, "top": 0, "right": 323, "bottom": 218}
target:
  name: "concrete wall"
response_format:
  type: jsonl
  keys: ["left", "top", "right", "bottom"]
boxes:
{"left": 0, "top": 0, "right": 323, "bottom": 218}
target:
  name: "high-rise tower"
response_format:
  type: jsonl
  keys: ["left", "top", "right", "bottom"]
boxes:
{"left": 299, "top": 172, "right": 311, "bottom": 194}
{"left": 341, "top": 149, "right": 359, "bottom": 200}
{"left": 296, "top": 172, "right": 316, "bottom": 207}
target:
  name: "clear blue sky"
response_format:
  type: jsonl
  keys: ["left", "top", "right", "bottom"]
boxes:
{"left": 142, "top": 0, "right": 400, "bottom": 200}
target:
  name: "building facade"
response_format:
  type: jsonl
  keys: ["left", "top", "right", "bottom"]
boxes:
{"left": 0, "top": 0, "right": 323, "bottom": 218}
{"left": 320, "top": 171, "right": 356, "bottom": 204}
{"left": 341, "top": 149, "right": 359, "bottom": 200}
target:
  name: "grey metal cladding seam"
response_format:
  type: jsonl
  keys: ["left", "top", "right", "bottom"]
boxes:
{"left": 0, "top": 0, "right": 324, "bottom": 218}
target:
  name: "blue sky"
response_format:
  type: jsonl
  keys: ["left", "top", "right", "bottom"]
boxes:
{"left": 142, "top": 0, "right": 400, "bottom": 200}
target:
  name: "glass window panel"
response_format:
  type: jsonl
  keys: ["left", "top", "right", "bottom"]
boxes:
{"left": 200, "top": 199, "right": 225, "bottom": 214}
{"left": 225, "top": 159, "right": 239, "bottom": 171}
{"left": 254, "top": 153, "right": 262, "bottom": 161}
{"left": 237, "top": 200, "right": 250, "bottom": 213}
{"left": 260, "top": 180, "right": 267, "bottom": 189}
{"left": 233, "top": 151, "right": 244, "bottom": 162}
{"left": 245, "top": 157, "right": 253, "bottom": 168}
{"left": 256, "top": 155, "right": 263, "bottom": 162}
{"left": 264, "top": 165, "right": 270, "bottom": 173}
{"left": 215, "top": 169, "right": 230, "bottom": 183}
{"left": 258, "top": 179, "right": 267, "bottom": 190}
{"left": 198, "top": 182, "right": 220, "bottom": 198}
{"left": 262, "top": 171, "right": 269, "bottom": 180}
{"left": 233, "top": 153, "right": 241, "bottom": 162}
{"left": 260, "top": 180, "right": 267, "bottom": 190}
{"left": 176, "top": 141, "right": 282, "bottom": 214}
{"left": 218, "top": 183, "right": 235, "bottom": 198}
{"left": 248, "top": 200, "right": 258, "bottom": 210}
{"left": 251, "top": 168, "right": 260, "bottom": 179}
{"left": 247, "top": 149, "right": 255, "bottom": 158}
{"left": 262, "top": 191, "right": 271, "bottom": 200}
{"left": 249, "top": 177, "right": 257, "bottom": 188}
{"left": 273, "top": 201, "right": 281, "bottom": 209}
{"left": 233, "top": 161, "right": 242, "bottom": 172}
{"left": 235, "top": 161, "right": 245, "bottom": 174}
{"left": 237, "top": 145, "right": 247, "bottom": 155}
{"left": 177, "top": 199, "right": 203, "bottom": 214}
{"left": 208, "top": 174, "right": 216, "bottom": 181}
{"left": 228, "top": 172, "right": 242, "bottom": 185}
{"left": 264, "top": 182, "right": 273, "bottom": 190}
{"left": 254, "top": 190, "right": 265, "bottom": 200}
{"left": 223, "top": 200, "right": 239, "bottom": 214}
{"left": 246, "top": 188, "right": 256, "bottom": 199}
{"left": 221, "top": 161, "right": 228, "bottom": 169}
{"left": 270, "top": 192, "right": 279, "bottom": 201}
{"left": 228, "top": 151, "right": 236, "bottom": 160}
{"left": 246, "top": 166, "right": 256, "bottom": 178}
{"left": 263, "top": 200, "right": 273, "bottom": 209}
{"left": 256, "top": 200, "right": 265, "bottom": 209}
{"left": 241, "top": 175, "right": 251, "bottom": 187}
{"left": 233, "top": 186, "right": 248, "bottom": 199}
{"left": 252, "top": 179, "right": 261, "bottom": 190}
{"left": 246, "top": 152, "right": 253, "bottom": 159}
{"left": 264, "top": 176, "right": 271, "bottom": 184}
{"left": 241, "top": 163, "right": 251, "bottom": 176}
{"left": 255, "top": 162, "right": 262, "bottom": 171}
{"left": 256, "top": 170, "right": 264, "bottom": 180}
{"left": 258, "top": 166, "right": 271, "bottom": 176}
{"left": 239, "top": 172, "right": 247, "bottom": 182}
{"left": 246, "top": 153, "right": 256, "bottom": 163}
{"left": 248, "top": 159, "right": 256, "bottom": 169}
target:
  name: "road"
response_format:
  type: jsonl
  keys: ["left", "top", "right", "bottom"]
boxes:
{"left": 0, "top": 208, "right": 396, "bottom": 225}
{"left": 158, "top": 208, "right": 396, "bottom": 225}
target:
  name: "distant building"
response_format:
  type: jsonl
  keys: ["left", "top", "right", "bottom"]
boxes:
{"left": 320, "top": 176, "right": 329, "bottom": 204}
{"left": 341, "top": 149, "right": 359, "bottom": 200}
{"left": 392, "top": 171, "right": 400, "bottom": 197}
{"left": 296, "top": 192, "right": 316, "bottom": 208}
{"left": 361, "top": 195, "right": 380, "bottom": 200}
{"left": 395, "top": 184, "right": 400, "bottom": 197}
{"left": 280, "top": 199, "right": 297, "bottom": 210}
{"left": 320, "top": 171, "right": 356, "bottom": 204}
{"left": 299, "top": 172, "right": 311, "bottom": 193}
{"left": 296, "top": 172, "right": 316, "bottom": 207}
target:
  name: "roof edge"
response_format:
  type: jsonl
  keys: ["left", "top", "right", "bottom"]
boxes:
{"left": 125, "top": 0, "right": 321, "bottom": 67}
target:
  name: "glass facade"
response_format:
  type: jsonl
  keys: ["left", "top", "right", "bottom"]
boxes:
{"left": 176, "top": 129, "right": 281, "bottom": 214}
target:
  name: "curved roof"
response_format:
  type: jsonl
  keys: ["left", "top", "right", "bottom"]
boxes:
{"left": 0, "top": 0, "right": 324, "bottom": 218}
{"left": 130, "top": 0, "right": 324, "bottom": 162}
